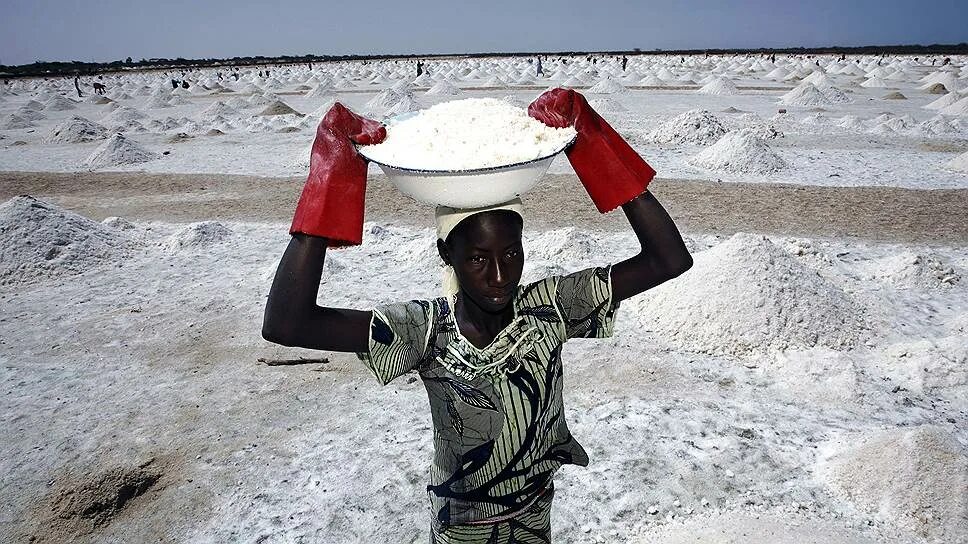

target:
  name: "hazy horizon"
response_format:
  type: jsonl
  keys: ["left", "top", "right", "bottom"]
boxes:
{"left": 2, "top": 0, "right": 967, "bottom": 66}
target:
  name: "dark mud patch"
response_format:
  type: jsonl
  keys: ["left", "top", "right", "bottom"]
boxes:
{"left": 28, "top": 456, "right": 172, "bottom": 542}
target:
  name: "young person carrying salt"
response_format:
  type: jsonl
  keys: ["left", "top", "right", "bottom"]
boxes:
{"left": 263, "top": 89, "right": 693, "bottom": 543}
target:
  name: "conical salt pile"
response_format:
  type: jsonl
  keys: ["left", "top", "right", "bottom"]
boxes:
{"left": 588, "top": 98, "right": 627, "bottom": 113}
{"left": 44, "top": 95, "right": 78, "bottom": 111}
{"left": 425, "top": 80, "right": 462, "bottom": 96}
{"left": 2, "top": 114, "right": 34, "bottom": 130}
{"left": 623, "top": 232, "right": 868, "bottom": 355}
{"left": 84, "top": 134, "right": 159, "bottom": 169}
{"left": 945, "top": 150, "right": 968, "bottom": 173}
{"left": 925, "top": 92, "right": 960, "bottom": 111}
{"left": 587, "top": 77, "right": 628, "bottom": 94}
{"left": 647, "top": 109, "right": 726, "bottom": 145}
{"left": 44, "top": 116, "right": 108, "bottom": 143}
{"left": 258, "top": 100, "right": 302, "bottom": 116}
{"left": 697, "top": 77, "right": 739, "bottom": 95}
{"left": 162, "top": 221, "right": 233, "bottom": 252}
{"left": 688, "top": 131, "right": 785, "bottom": 174}
{"left": 815, "top": 426, "right": 967, "bottom": 544}
{"left": 939, "top": 95, "right": 968, "bottom": 116}
{"left": 0, "top": 195, "right": 132, "bottom": 285}
{"left": 779, "top": 84, "right": 830, "bottom": 106}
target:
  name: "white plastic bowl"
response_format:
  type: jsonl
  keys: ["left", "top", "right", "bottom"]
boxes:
{"left": 357, "top": 118, "right": 576, "bottom": 208}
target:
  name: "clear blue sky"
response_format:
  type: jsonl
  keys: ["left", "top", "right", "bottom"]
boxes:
{"left": 2, "top": 0, "right": 966, "bottom": 66}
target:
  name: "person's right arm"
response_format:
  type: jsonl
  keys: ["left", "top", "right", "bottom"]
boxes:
{"left": 261, "top": 234, "right": 371, "bottom": 352}
{"left": 260, "top": 103, "right": 385, "bottom": 353}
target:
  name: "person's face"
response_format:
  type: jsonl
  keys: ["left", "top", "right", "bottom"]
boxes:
{"left": 438, "top": 211, "right": 524, "bottom": 314}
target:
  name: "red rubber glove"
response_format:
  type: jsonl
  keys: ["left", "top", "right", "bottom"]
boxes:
{"left": 528, "top": 88, "right": 656, "bottom": 213}
{"left": 289, "top": 103, "right": 386, "bottom": 246}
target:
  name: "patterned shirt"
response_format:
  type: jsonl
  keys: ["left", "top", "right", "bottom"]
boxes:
{"left": 356, "top": 266, "right": 618, "bottom": 525}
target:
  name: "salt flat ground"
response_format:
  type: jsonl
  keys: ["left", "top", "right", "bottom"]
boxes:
{"left": 1, "top": 54, "right": 967, "bottom": 543}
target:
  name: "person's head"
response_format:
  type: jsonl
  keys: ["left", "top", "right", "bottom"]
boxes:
{"left": 436, "top": 204, "right": 524, "bottom": 313}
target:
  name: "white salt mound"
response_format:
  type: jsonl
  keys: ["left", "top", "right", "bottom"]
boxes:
{"left": 689, "top": 131, "right": 786, "bottom": 174}
{"left": 625, "top": 232, "right": 868, "bottom": 356}
{"left": 945, "top": 150, "right": 968, "bottom": 173}
{"left": 44, "top": 116, "right": 108, "bottom": 143}
{"left": 779, "top": 84, "right": 830, "bottom": 106}
{"left": 101, "top": 216, "right": 136, "bottom": 230}
{"left": 697, "top": 77, "right": 739, "bottom": 95}
{"left": 0, "top": 196, "right": 132, "bottom": 286}
{"left": 425, "top": 80, "right": 462, "bottom": 96}
{"left": 358, "top": 98, "right": 576, "bottom": 170}
{"left": 647, "top": 109, "right": 726, "bottom": 145}
{"left": 587, "top": 78, "right": 628, "bottom": 94}
{"left": 816, "top": 426, "right": 968, "bottom": 543}
{"left": 588, "top": 98, "right": 628, "bottom": 113}
{"left": 163, "top": 221, "right": 233, "bottom": 252}
{"left": 84, "top": 134, "right": 159, "bottom": 169}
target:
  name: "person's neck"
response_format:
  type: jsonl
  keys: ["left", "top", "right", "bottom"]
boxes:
{"left": 454, "top": 292, "right": 514, "bottom": 348}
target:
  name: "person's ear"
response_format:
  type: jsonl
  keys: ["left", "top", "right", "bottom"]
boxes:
{"left": 436, "top": 239, "right": 452, "bottom": 266}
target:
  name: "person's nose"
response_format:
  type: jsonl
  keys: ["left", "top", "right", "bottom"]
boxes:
{"left": 491, "top": 258, "right": 509, "bottom": 287}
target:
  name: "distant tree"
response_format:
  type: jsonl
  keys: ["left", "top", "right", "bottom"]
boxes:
{"left": 125, "top": 57, "right": 132, "bottom": 64}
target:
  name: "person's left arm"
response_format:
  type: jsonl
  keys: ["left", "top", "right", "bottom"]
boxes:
{"left": 610, "top": 189, "right": 692, "bottom": 303}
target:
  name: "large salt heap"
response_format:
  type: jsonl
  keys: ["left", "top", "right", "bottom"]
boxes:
{"left": 0, "top": 196, "right": 133, "bottom": 285}
{"left": 44, "top": 116, "right": 108, "bottom": 143}
{"left": 697, "top": 77, "right": 739, "bottom": 95}
{"left": 647, "top": 109, "right": 727, "bottom": 145}
{"left": 688, "top": 131, "right": 786, "bottom": 174}
{"left": 84, "top": 134, "right": 159, "bottom": 169}
{"left": 815, "top": 426, "right": 967, "bottom": 543}
{"left": 625, "top": 232, "right": 868, "bottom": 356}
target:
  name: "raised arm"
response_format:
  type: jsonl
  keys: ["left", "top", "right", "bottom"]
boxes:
{"left": 261, "top": 103, "right": 385, "bottom": 352}
{"left": 528, "top": 88, "right": 692, "bottom": 302}
{"left": 262, "top": 234, "right": 371, "bottom": 351}
{"left": 610, "top": 190, "right": 692, "bottom": 302}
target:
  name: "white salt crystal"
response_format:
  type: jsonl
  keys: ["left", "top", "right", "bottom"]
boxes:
{"left": 359, "top": 98, "right": 576, "bottom": 170}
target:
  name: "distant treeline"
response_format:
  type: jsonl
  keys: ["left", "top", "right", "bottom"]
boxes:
{"left": 3, "top": 43, "right": 967, "bottom": 79}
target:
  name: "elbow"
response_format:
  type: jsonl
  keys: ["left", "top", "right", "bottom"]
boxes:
{"left": 665, "top": 254, "right": 694, "bottom": 279}
{"left": 261, "top": 314, "right": 291, "bottom": 346}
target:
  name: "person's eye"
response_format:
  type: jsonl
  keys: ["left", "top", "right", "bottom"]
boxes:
{"left": 471, "top": 255, "right": 486, "bottom": 264}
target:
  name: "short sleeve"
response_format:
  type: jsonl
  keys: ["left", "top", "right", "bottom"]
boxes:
{"left": 555, "top": 265, "right": 618, "bottom": 340}
{"left": 355, "top": 300, "right": 434, "bottom": 385}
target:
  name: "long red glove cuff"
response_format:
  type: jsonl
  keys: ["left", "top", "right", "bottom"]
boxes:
{"left": 289, "top": 128, "right": 368, "bottom": 247}
{"left": 568, "top": 111, "right": 656, "bottom": 213}
{"left": 530, "top": 89, "right": 656, "bottom": 213}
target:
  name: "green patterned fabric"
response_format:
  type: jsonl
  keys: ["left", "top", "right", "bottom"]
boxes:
{"left": 430, "top": 483, "right": 555, "bottom": 543}
{"left": 357, "top": 266, "right": 618, "bottom": 528}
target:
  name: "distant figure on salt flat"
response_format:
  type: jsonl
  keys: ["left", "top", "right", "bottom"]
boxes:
{"left": 622, "top": 56, "right": 628, "bottom": 71}
{"left": 171, "top": 79, "right": 179, "bottom": 90}
{"left": 417, "top": 60, "right": 424, "bottom": 77}
{"left": 74, "top": 76, "right": 82, "bottom": 98}
{"left": 536, "top": 56, "right": 543, "bottom": 76}
{"left": 181, "top": 80, "right": 189, "bottom": 89}
{"left": 92, "top": 82, "right": 106, "bottom": 95}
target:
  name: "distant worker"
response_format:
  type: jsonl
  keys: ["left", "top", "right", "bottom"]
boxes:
{"left": 92, "top": 82, "right": 106, "bottom": 95}
{"left": 416, "top": 60, "right": 424, "bottom": 77}
{"left": 74, "top": 76, "right": 82, "bottom": 98}
{"left": 181, "top": 80, "right": 190, "bottom": 89}
{"left": 622, "top": 56, "right": 628, "bottom": 71}
{"left": 536, "top": 56, "right": 543, "bottom": 76}
{"left": 171, "top": 79, "right": 179, "bottom": 90}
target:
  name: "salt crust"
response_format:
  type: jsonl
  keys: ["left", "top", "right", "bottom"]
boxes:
{"left": 689, "top": 131, "right": 786, "bottom": 174}
{"left": 647, "top": 109, "right": 726, "bottom": 146}
{"left": 815, "top": 426, "right": 968, "bottom": 543}
{"left": 624, "top": 232, "right": 868, "bottom": 356}
{"left": 0, "top": 196, "right": 132, "bottom": 285}
{"left": 358, "top": 98, "right": 576, "bottom": 170}
{"left": 84, "top": 134, "right": 159, "bottom": 169}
